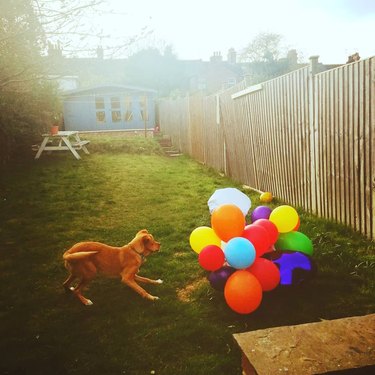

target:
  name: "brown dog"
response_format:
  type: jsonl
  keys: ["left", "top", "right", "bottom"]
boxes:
{"left": 62, "top": 229, "right": 162, "bottom": 305}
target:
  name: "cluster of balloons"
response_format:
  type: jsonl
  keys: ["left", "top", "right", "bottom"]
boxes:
{"left": 189, "top": 188, "right": 316, "bottom": 315}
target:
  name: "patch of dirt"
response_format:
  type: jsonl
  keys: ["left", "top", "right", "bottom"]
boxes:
{"left": 177, "top": 277, "right": 208, "bottom": 302}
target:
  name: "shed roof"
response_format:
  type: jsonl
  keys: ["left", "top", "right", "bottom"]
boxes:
{"left": 61, "top": 84, "right": 157, "bottom": 97}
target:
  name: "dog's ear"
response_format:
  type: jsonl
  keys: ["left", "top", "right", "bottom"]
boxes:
{"left": 137, "top": 229, "right": 148, "bottom": 236}
{"left": 142, "top": 234, "right": 150, "bottom": 244}
{"left": 141, "top": 234, "right": 156, "bottom": 250}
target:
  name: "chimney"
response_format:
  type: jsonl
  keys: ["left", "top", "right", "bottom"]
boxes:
{"left": 48, "top": 41, "right": 63, "bottom": 58}
{"left": 227, "top": 48, "right": 237, "bottom": 64}
{"left": 287, "top": 49, "right": 298, "bottom": 66}
{"left": 210, "top": 51, "right": 223, "bottom": 63}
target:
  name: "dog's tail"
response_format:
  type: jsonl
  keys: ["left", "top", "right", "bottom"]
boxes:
{"left": 63, "top": 251, "right": 98, "bottom": 262}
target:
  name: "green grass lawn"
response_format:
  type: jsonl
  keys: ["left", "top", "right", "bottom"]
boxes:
{"left": 0, "top": 135, "right": 374, "bottom": 375}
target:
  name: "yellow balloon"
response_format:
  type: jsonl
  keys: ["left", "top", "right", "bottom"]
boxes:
{"left": 269, "top": 205, "right": 299, "bottom": 233}
{"left": 189, "top": 226, "right": 221, "bottom": 254}
{"left": 260, "top": 191, "right": 273, "bottom": 203}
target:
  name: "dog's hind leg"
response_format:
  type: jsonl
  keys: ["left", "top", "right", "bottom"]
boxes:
{"left": 72, "top": 278, "right": 94, "bottom": 306}
{"left": 68, "top": 262, "right": 97, "bottom": 306}
{"left": 63, "top": 274, "right": 77, "bottom": 292}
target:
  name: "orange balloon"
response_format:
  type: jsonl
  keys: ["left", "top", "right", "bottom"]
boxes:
{"left": 224, "top": 270, "right": 263, "bottom": 314}
{"left": 211, "top": 204, "right": 245, "bottom": 242}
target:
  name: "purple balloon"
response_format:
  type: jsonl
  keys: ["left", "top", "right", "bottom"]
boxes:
{"left": 208, "top": 266, "right": 236, "bottom": 291}
{"left": 251, "top": 205, "right": 272, "bottom": 222}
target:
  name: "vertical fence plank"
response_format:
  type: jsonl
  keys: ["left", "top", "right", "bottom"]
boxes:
{"left": 335, "top": 68, "right": 342, "bottom": 223}
{"left": 344, "top": 66, "right": 354, "bottom": 227}
{"left": 340, "top": 65, "right": 346, "bottom": 226}
{"left": 348, "top": 64, "right": 356, "bottom": 229}
{"left": 309, "top": 64, "right": 318, "bottom": 214}
{"left": 371, "top": 58, "right": 375, "bottom": 239}
{"left": 329, "top": 69, "right": 336, "bottom": 221}
{"left": 365, "top": 58, "right": 374, "bottom": 239}
{"left": 318, "top": 73, "right": 325, "bottom": 217}
{"left": 355, "top": 61, "right": 362, "bottom": 231}
{"left": 358, "top": 61, "right": 365, "bottom": 235}
{"left": 303, "top": 68, "right": 312, "bottom": 211}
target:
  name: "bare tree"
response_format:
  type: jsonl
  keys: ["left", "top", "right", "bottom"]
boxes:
{"left": 240, "top": 32, "right": 284, "bottom": 62}
{"left": 34, "top": 0, "right": 153, "bottom": 58}
{"left": 0, "top": 0, "right": 108, "bottom": 89}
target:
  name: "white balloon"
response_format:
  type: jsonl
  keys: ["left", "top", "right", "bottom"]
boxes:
{"left": 208, "top": 188, "right": 251, "bottom": 216}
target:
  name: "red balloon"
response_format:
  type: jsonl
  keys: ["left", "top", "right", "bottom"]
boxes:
{"left": 198, "top": 245, "right": 225, "bottom": 271}
{"left": 224, "top": 270, "right": 263, "bottom": 314}
{"left": 247, "top": 258, "right": 280, "bottom": 291}
{"left": 252, "top": 219, "right": 279, "bottom": 245}
{"left": 211, "top": 204, "right": 245, "bottom": 242}
{"left": 242, "top": 224, "right": 270, "bottom": 257}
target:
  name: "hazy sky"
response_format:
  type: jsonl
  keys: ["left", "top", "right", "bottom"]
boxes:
{"left": 92, "top": 0, "right": 375, "bottom": 63}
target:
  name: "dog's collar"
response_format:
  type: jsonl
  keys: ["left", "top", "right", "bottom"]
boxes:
{"left": 130, "top": 245, "right": 146, "bottom": 262}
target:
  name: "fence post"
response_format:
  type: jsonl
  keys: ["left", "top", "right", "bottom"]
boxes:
{"left": 309, "top": 56, "right": 319, "bottom": 213}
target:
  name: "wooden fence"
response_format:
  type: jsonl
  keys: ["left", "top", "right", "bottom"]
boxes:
{"left": 158, "top": 56, "right": 375, "bottom": 240}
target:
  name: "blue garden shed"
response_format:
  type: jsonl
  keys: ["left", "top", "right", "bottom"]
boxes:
{"left": 62, "top": 85, "right": 157, "bottom": 131}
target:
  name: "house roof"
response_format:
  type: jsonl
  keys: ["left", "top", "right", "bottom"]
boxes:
{"left": 61, "top": 84, "right": 157, "bottom": 96}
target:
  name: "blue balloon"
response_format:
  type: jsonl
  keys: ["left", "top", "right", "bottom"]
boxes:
{"left": 224, "top": 237, "right": 256, "bottom": 269}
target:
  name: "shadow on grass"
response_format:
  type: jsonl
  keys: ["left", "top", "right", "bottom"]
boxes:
{"left": 0, "top": 146, "right": 374, "bottom": 375}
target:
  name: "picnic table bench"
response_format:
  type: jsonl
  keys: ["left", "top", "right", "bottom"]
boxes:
{"left": 233, "top": 314, "right": 375, "bottom": 375}
{"left": 34, "top": 131, "right": 90, "bottom": 160}
{"left": 71, "top": 140, "right": 90, "bottom": 149}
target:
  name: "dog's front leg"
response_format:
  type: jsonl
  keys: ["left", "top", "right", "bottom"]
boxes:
{"left": 135, "top": 274, "right": 163, "bottom": 285}
{"left": 121, "top": 273, "right": 159, "bottom": 301}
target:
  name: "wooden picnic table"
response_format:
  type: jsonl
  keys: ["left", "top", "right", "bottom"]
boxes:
{"left": 34, "top": 131, "right": 90, "bottom": 160}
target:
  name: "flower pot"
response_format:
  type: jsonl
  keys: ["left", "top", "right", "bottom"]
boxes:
{"left": 50, "top": 125, "right": 59, "bottom": 135}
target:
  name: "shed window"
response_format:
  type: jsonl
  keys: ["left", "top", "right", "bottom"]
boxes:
{"left": 95, "top": 97, "right": 105, "bottom": 109}
{"left": 111, "top": 97, "right": 121, "bottom": 123}
{"left": 124, "top": 96, "right": 133, "bottom": 122}
{"left": 95, "top": 97, "right": 106, "bottom": 123}
{"left": 96, "top": 111, "right": 106, "bottom": 123}
{"left": 112, "top": 111, "right": 121, "bottom": 122}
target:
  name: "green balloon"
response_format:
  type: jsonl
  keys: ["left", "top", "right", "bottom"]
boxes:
{"left": 275, "top": 231, "right": 313, "bottom": 256}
